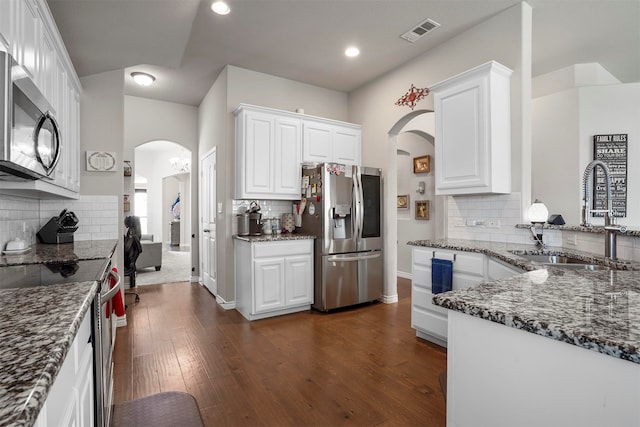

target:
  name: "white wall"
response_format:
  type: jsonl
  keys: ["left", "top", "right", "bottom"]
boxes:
{"left": 532, "top": 80, "right": 640, "bottom": 227}
{"left": 80, "top": 70, "right": 125, "bottom": 271}
{"left": 396, "top": 132, "right": 435, "bottom": 275}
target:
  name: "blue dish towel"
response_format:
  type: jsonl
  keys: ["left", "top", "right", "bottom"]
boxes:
{"left": 432, "top": 258, "right": 453, "bottom": 294}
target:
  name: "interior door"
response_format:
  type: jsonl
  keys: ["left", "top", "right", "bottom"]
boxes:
{"left": 200, "top": 149, "right": 217, "bottom": 296}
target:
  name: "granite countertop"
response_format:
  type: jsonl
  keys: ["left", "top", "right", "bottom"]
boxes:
{"left": 233, "top": 234, "right": 316, "bottom": 242}
{"left": 0, "top": 239, "right": 119, "bottom": 266}
{"left": 408, "top": 239, "right": 640, "bottom": 364}
{"left": 0, "top": 239, "right": 117, "bottom": 427}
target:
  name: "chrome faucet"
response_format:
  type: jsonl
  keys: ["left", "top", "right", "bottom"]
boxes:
{"left": 581, "top": 160, "right": 627, "bottom": 260}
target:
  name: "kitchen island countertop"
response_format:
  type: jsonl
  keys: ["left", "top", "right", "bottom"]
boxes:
{"left": 0, "top": 239, "right": 117, "bottom": 427}
{"left": 408, "top": 239, "right": 640, "bottom": 364}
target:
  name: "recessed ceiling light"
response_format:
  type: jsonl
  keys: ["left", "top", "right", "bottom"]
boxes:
{"left": 131, "top": 72, "right": 156, "bottom": 86}
{"left": 211, "top": 1, "right": 230, "bottom": 15}
{"left": 345, "top": 47, "right": 360, "bottom": 58}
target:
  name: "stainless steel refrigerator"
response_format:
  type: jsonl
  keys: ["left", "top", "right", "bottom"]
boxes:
{"left": 298, "top": 163, "right": 383, "bottom": 311}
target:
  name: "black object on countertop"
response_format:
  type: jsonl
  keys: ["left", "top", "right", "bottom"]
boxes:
{"left": 547, "top": 214, "right": 566, "bottom": 225}
{"left": 37, "top": 210, "right": 79, "bottom": 244}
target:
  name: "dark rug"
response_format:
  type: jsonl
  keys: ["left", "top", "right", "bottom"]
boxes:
{"left": 112, "top": 391, "right": 204, "bottom": 427}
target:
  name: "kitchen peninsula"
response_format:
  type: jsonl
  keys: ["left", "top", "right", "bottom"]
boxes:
{"left": 0, "top": 240, "right": 118, "bottom": 427}
{"left": 410, "top": 239, "right": 640, "bottom": 427}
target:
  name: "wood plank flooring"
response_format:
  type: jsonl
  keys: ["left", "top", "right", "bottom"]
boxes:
{"left": 113, "top": 278, "right": 447, "bottom": 426}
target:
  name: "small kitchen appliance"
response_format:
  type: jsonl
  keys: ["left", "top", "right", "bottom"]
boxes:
{"left": 248, "top": 201, "right": 262, "bottom": 236}
{"left": 237, "top": 212, "right": 250, "bottom": 236}
{"left": 37, "top": 209, "right": 78, "bottom": 244}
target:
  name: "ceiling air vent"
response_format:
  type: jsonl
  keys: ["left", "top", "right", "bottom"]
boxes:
{"left": 400, "top": 18, "right": 440, "bottom": 43}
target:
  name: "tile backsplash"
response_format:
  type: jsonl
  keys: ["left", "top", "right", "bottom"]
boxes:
{"left": 231, "top": 199, "right": 296, "bottom": 235}
{"left": 0, "top": 194, "right": 119, "bottom": 249}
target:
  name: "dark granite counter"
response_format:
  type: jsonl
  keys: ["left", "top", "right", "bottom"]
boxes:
{"left": 233, "top": 234, "right": 316, "bottom": 242}
{"left": 0, "top": 239, "right": 117, "bottom": 427}
{"left": 408, "top": 239, "right": 640, "bottom": 364}
{"left": 0, "top": 239, "right": 119, "bottom": 266}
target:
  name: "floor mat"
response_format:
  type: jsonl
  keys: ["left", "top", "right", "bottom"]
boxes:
{"left": 112, "top": 391, "right": 203, "bottom": 427}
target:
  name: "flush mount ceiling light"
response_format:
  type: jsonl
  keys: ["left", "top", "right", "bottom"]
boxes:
{"left": 345, "top": 46, "right": 360, "bottom": 58}
{"left": 131, "top": 72, "right": 155, "bottom": 86}
{"left": 211, "top": 1, "right": 230, "bottom": 15}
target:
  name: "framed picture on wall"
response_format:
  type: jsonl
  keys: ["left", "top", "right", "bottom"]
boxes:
{"left": 413, "top": 155, "right": 431, "bottom": 174}
{"left": 397, "top": 194, "right": 409, "bottom": 209}
{"left": 415, "top": 200, "right": 429, "bottom": 220}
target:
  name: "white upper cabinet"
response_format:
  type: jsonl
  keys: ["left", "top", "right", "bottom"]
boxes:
{"left": 302, "top": 118, "right": 361, "bottom": 166}
{"left": 431, "top": 61, "right": 512, "bottom": 195}
{"left": 235, "top": 105, "right": 302, "bottom": 200}
{"left": 0, "top": 0, "right": 81, "bottom": 199}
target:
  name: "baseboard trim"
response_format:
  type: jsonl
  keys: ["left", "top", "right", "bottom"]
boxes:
{"left": 190, "top": 275, "right": 200, "bottom": 283}
{"left": 397, "top": 271, "right": 412, "bottom": 280}
{"left": 115, "top": 314, "right": 127, "bottom": 327}
{"left": 216, "top": 295, "right": 236, "bottom": 310}
{"left": 380, "top": 294, "right": 399, "bottom": 304}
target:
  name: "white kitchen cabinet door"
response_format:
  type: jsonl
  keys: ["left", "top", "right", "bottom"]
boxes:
{"left": 431, "top": 61, "right": 512, "bottom": 195}
{"left": 285, "top": 255, "right": 313, "bottom": 306}
{"left": 243, "top": 111, "right": 274, "bottom": 195}
{"left": 274, "top": 116, "right": 302, "bottom": 196}
{"left": 302, "top": 119, "right": 333, "bottom": 163}
{"left": 410, "top": 246, "right": 485, "bottom": 347}
{"left": 332, "top": 126, "right": 361, "bottom": 166}
{"left": 0, "top": 0, "right": 15, "bottom": 51}
{"left": 235, "top": 105, "right": 301, "bottom": 200}
{"left": 302, "top": 119, "right": 362, "bottom": 165}
{"left": 254, "top": 258, "right": 286, "bottom": 313}
{"left": 14, "top": 0, "right": 40, "bottom": 80}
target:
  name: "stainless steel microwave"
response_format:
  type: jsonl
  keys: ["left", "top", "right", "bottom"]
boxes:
{"left": 0, "top": 51, "right": 61, "bottom": 180}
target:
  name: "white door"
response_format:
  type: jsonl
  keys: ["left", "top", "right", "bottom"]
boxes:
{"left": 200, "top": 149, "right": 217, "bottom": 296}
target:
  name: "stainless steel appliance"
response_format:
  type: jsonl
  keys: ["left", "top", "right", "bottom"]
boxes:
{"left": 0, "top": 51, "right": 61, "bottom": 180}
{"left": 0, "top": 258, "right": 120, "bottom": 427}
{"left": 298, "top": 163, "right": 383, "bottom": 311}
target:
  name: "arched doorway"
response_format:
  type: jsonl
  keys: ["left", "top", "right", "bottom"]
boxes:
{"left": 132, "top": 140, "right": 193, "bottom": 285}
{"left": 384, "top": 109, "right": 446, "bottom": 300}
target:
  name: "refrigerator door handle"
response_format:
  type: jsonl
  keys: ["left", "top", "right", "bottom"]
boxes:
{"left": 327, "top": 252, "right": 381, "bottom": 262}
{"left": 352, "top": 171, "right": 360, "bottom": 238}
{"left": 355, "top": 166, "right": 364, "bottom": 240}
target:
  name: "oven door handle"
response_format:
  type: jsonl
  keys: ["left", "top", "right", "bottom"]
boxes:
{"left": 101, "top": 270, "right": 121, "bottom": 304}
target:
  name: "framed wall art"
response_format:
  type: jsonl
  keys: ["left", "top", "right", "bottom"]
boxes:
{"left": 415, "top": 200, "right": 429, "bottom": 220}
{"left": 86, "top": 151, "right": 117, "bottom": 172}
{"left": 397, "top": 194, "right": 409, "bottom": 209}
{"left": 413, "top": 155, "right": 431, "bottom": 174}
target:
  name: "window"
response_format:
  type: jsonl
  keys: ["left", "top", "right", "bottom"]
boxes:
{"left": 134, "top": 189, "right": 148, "bottom": 235}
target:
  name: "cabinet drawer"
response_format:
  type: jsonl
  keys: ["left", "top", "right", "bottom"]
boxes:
{"left": 412, "top": 305, "right": 448, "bottom": 339}
{"left": 253, "top": 240, "right": 312, "bottom": 258}
{"left": 412, "top": 285, "right": 447, "bottom": 316}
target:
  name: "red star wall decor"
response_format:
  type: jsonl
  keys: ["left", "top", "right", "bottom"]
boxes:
{"left": 395, "top": 84, "right": 430, "bottom": 110}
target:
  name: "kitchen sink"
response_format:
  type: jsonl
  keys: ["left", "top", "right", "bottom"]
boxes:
{"left": 508, "top": 251, "right": 610, "bottom": 270}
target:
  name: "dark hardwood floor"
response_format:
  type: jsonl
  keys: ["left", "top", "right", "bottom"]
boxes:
{"left": 113, "top": 278, "right": 447, "bottom": 426}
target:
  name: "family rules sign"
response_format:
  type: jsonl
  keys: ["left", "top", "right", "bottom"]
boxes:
{"left": 593, "top": 134, "right": 627, "bottom": 218}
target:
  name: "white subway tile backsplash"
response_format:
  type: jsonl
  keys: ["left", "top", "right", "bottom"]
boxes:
{"left": 0, "top": 194, "right": 119, "bottom": 247}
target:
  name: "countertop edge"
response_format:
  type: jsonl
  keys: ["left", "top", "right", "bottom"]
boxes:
{"left": 233, "top": 234, "right": 316, "bottom": 242}
{"left": 3, "top": 281, "right": 98, "bottom": 427}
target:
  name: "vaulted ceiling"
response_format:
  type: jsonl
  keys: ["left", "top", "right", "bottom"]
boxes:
{"left": 47, "top": 0, "right": 640, "bottom": 106}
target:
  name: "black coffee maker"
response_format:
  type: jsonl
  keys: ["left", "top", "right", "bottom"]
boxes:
{"left": 248, "top": 201, "right": 262, "bottom": 236}
{"left": 37, "top": 209, "right": 79, "bottom": 244}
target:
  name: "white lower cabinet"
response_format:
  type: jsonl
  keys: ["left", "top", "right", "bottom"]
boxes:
{"left": 411, "top": 246, "right": 524, "bottom": 346}
{"left": 236, "top": 239, "right": 313, "bottom": 320}
{"left": 35, "top": 309, "right": 93, "bottom": 427}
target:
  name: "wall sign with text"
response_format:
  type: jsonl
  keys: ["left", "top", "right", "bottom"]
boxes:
{"left": 593, "top": 134, "right": 627, "bottom": 218}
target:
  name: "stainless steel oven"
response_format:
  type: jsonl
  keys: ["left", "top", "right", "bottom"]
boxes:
{"left": 0, "top": 51, "right": 61, "bottom": 180}
{"left": 95, "top": 262, "right": 120, "bottom": 427}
